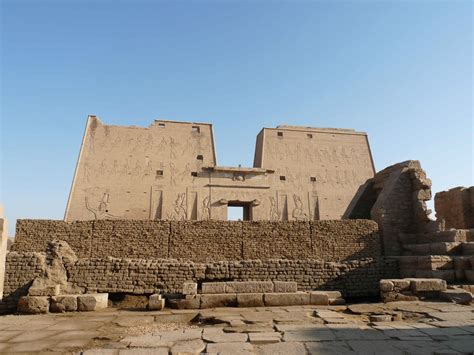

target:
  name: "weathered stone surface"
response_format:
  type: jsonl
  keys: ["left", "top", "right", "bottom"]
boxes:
{"left": 237, "top": 293, "right": 264, "bottom": 307}
{"left": 226, "top": 281, "right": 274, "bottom": 294}
{"left": 202, "top": 282, "right": 226, "bottom": 294}
{"left": 202, "top": 328, "right": 248, "bottom": 343}
{"left": 77, "top": 294, "right": 108, "bottom": 312}
{"left": 148, "top": 294, "right": 164, "bottom": 311}
{"left": 253, "top": 342, "right": 306, "bottom": 355}
{"left": 309, "top": 291, "right": 329, "bottom": 305}
{"left": 168, "top": 295, "right": 201, "bottom": 310}
{"left": 410, "top": 278, "right": 447, "bottom": 292}
{"left": 170, "top": 339, "right": 206, "bottom": 354}
{"left": 200, "top": 294, "right": 237, "bottom": 308}
{"left": 273, "top": 281, "right": 297, "bottom": 293}
{"left": 439, "top": 289, "right": 473, "bottom": 305}
{"left": 182, "top": 282, "right": 197, "bottom": 295}
{"left": 29, "top": 284, "right": 60, "bottom": 297}
{"left": 206, "top": 342, "right": 254, "bottom": 354}
{"left": 50, "top": 295, "right": 77, "bottom": 312}
{"left": 264, "top": 292, "right": 309, "bottom": 307}
{"left": 248, "top": 332, "right": 281, "bottom": 344}
{"left": 17, "top": 296, "right": 50, "bottom": 314}
{"left": 369, "top": 314, "right": 392, "bottom": 322}
{"left": 329, "top": 297, "right": 346, "bottom": 305}
{"left": 379, "top": 280, "right": 394, "bottom": 292}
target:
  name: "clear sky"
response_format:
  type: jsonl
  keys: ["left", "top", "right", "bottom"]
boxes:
{"left": 1, "top": 0, "right": 472, "bottom": 236}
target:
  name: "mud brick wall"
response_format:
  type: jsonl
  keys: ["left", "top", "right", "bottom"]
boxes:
{"left": 0, "top": 252, "right": 45, "bottom": 313}
{"left": 64, "top": 257, "right": 398, "bottom": 298}
{"left": 435, "top": 186, "right": 474, "bottom": 229}
{"left": 169, "top": 221, "right": 242, "bottom": 261}
{"left": 91, "top": 220, "right": 170, "bottom": 258}
{"left": 13, "top": 220, "right": 92, "bottom": 258}
{"left": 242, "top": 222, "right": 312, "bottom": 260}
{"left": 12, "top": 219, "right": 381, "bottom": 262}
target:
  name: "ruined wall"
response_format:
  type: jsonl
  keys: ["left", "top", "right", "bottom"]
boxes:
{"left": 12, "top": 219, "right": 381, "bottom": 262}
{"left": 435, "top": 186, "right": 474, "bottom": 229}
{"left": 345, "top": 160, "right": 433, "bottom": 256}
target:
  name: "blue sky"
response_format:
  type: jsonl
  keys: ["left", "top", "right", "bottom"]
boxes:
{"left": 1, "top": 0, "right": 472, "bottom": 235}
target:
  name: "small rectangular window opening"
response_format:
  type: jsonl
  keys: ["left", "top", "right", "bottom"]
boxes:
{"left": 156, "top": 170, "right": 164, "bottom": 177}
{"left": 191, "top": 172, "right": 198, "bottom": 177}
{"left": 280, "top": 176, "right": 286, "bottom": 181}
{"left": 158, "top": 123, "right": 165, "bottom": 128}
{"left": 310, "top": 177, "right": 316, "bottom": 182}
{"left": 192, "top": 126, "right": 200, "bottom": 133}
{"left": 277, "top": 132, "right": 283, "bottom": 137}
{"left": 307, "top": 134, "right": 313, "bottom": 138}
{"left": 196, "top": 154, "right": 204, "bottom": 161}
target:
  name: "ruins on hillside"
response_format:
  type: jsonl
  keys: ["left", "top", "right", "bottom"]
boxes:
{"left": 65, "top": 116, "right": 375, "bottom": 221}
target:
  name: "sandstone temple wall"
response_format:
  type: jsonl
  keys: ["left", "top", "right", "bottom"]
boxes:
{"left": 435, "top": 186, "right": 474, "bottom": 229}
{"left": 12, "top": 219, "right": 381, "bottom": 262}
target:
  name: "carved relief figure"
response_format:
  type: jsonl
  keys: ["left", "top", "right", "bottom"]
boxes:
{"left": 269, "top": 196, "right": 279, "bottom": 221}
{"left": 168, "top": 193, "right": 187, "bottom": 220}
{"left": 292, "top": 194, "right": 308, "bottom": 221}
{"left": 85, "top": 192, "right": 119, "bottom": 219}
{"left": 201, "top": 195, "right": 211, "bottom": 220}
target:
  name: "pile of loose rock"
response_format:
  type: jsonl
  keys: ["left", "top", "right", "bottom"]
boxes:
{"left": 168, "top": 281, "right": 345, "bottom": 309}
{"left": 380, "top": 278, "right": 473, "bottom": 305}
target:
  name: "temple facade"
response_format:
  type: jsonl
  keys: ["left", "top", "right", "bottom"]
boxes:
{"left": 64, "top": 116, "right": 375, "bottom": 221}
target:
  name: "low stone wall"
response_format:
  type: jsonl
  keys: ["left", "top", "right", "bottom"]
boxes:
{"left": 12, "top": 219, "right": 380, "bottom": 262}
{"left": 2, "top": 252, "right": 398, "bottom": 312}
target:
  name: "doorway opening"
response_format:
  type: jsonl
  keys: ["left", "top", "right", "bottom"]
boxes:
{"left": 227, "top": 201, "right": 252, "bottom": 221}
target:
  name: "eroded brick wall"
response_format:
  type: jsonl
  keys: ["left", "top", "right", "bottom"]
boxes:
{"left": 435, "top": 187, "right": 474, "bottom": 229}
{"left": 12, "top": 219, "right": 381, "bottom": 262}
{"left": 65, "top": 257, "right": 397, "bottom": 298}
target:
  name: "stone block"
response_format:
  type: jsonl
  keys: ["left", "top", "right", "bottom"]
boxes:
{"left": 77, "top": 293, "right": 108, "bottom": 312}
{"left": 430, "top": 242, "right": 462, "bottom": 255}
{"left": 410, "top": 278, "right": 447, "bottom": 292}
{"left": 226, "top": 281, "right": 274, "bottom": 294}
{"left": 28, "top": 284, "right": 61, "bottom": 297}
{"left": 379, "top": 280, "right": 394, "bottom": 292}
{"left": 391, "top": 279, "right": 411, "bottom": 290}
{"left": 237, "top": 293, "right": 264, "bottom": 307}
{"left": 462, "top": 242, "right": 474, "bottom": 256}
{"left": 17, "top": 296, "right": 49, "bottom": 314}
{"left": 182, "top": 282, "right": 197, "bottom": 295}
{"left": 465, "top": 270, "right": 474, "bottom": 282}
{"left": 202, "top": 282, "right": 226, "bottom": 294}
{"left": 264, "top": 292, "right": 309, "bottom": 307}
{"left": 369, "top": 314, "right": 392, "bottom": 322}
{"left": 439, "top": 289, "right": 473, "bottom": 305}
{"left": 148, "top": 294, "right": 165, "bottom": 311}
{"left": 309, "top": 291, "right": 329, "bottom": 305}
{"left": 168, "top": 295, "right": 201, "bottom": 310}
{"left": 200, "top": 294, "right": 237, "bottom": 308}
{"left": 50, "top": 295, "right": 78, "bottom": 312}
{"left": 273, "top": 281, "right": 297, "bottom": 293}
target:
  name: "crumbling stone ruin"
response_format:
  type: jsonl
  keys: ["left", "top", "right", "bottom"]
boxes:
{"left": 435, "top": 186, "right": 474, "bottom": 229}
{"left": 1, "top": 118, "right": 473, "bottom": 314}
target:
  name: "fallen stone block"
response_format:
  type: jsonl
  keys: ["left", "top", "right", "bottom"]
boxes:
{"left": 202, "top": 282, "right": 226, "bottom": 294}
{"left": 410, "top": 278, "right": 447, "bottom": 292}
{"left": 226, "top": 281, "right": 274, "bottom": 294}
{"left": 379, "top": 280, "right": 394, "bottom": 293}
{"left": 148, "top": 294, "right": 165, "bottom": 311}
{"left": 329, "top": 297, "right": 346, "bottom": 305}
{"left": 50, "top": 295, "right": 78, "bottom": 312}
{"left": 264, "top": 292, "right": 309, "bottom": 307}
{"left": 309, "top": 291, "right": 329, "bottom": 305}
{"left": 77, "top": 293, "right": 108, "bottom": 312}
{"left": 237, "top": 293, "right": 264, "bottom": 307}
{"left": 369, "top": 314, "right": 392, "bottom": 322}
{"left": 28, "top": 284, "right": 60, "bottom": 297}
{"left": 17, "top": 296, "right": 49, "bottom": 314}
{"left": 201, "top": 294, "right": 237, "bottom": 309}
{"left": 439, "top": 289, "right": 473, "bottom": 305}
{"left": 273, "top": 281, "right": 297, "bottom": 293}
{"left": 182, "top": 282, "right": 197, "bottom": 295}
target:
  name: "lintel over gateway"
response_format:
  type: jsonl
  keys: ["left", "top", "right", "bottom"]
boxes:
{"left": 64, "top": 116, "right": 375, "bottom": 221}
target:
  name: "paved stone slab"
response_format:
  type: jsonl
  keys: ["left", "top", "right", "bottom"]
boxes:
{"left": 202, "top": 328, "right": 248, "bottom": 342}
{"left": 119, "top": 348, "right": 168, "bottom": 355}
{"left": 254, "top": 341, "right": 306, "bottom": 355}
{"left": 115, "top": 316, "right": 155, "bottom": 327}
{"left": 306, "top": 340, "right": 355, "bottom": 354}
{"left": 282, "top": 329, "right": 336, "bottom": 341}
{"left": 206, "top": 342, "right": 254, "bottom": 354}
{"left": 170, "top": 338, "right": 206, "bottom": 354}
{"left": 248, "top": 331, "right": 282, "bottom": 344}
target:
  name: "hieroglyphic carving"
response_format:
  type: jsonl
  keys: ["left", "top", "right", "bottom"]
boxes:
{"left": 292, "top": 194, "right": 308, "bottom": 221}
{"left": 269, "top": 196, "right": 279, "bottom": 221}
{"left": 85, "top": 192, "right": 119, "bottom": 220}
{"left": 167, "top": 193, "right": 187, "bottom": 221}
{"left": 201, "top": 195, "right": 211, "bottom": 220}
